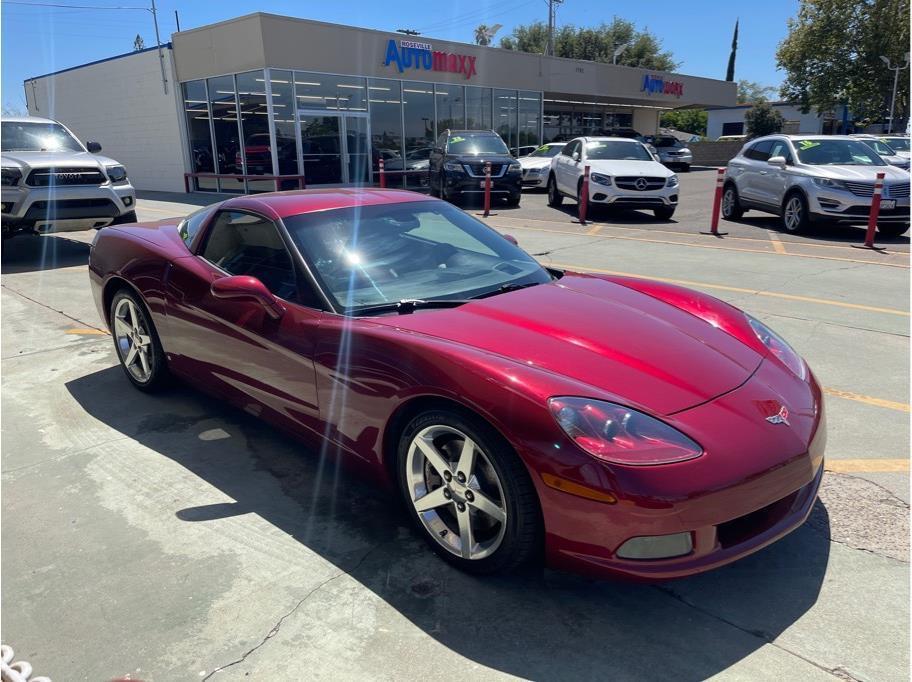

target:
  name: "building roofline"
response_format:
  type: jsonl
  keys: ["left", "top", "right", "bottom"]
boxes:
{"left": 706, "top": 100, "right": 801, "bottom": 111}
{"left": 24, "top": 43, "right": 172, "bottom": 83}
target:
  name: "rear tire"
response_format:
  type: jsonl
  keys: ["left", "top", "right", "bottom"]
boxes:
{"left": 782, "top": 192, "right": 810, "bottom": 233}
{"left": 721, "top": 184, "right": 745, "bottom": 220}
{"left": 877, "top": 223, "right": 910, "bottom": 238}
{"left": 547, "top": 175, "right": 563, "bottom": 207}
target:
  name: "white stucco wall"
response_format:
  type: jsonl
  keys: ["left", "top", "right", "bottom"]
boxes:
{"left": 25, "top": 47, "right": 187, "bottom": 192}
{"left": 706, "top": 104, "right": 823, "bottom": 140}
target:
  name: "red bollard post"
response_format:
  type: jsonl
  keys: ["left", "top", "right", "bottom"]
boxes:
{"left": 483, "top": 161, "right": 492, "bottom": 217}
{"left": 578, "top": 165, "right": 590, "bottom": 225}
{"left": 862, "top": 171, "right": 885, "bottom": 248}
{"left": 701, "top": 167, "right": 729, "bottom": 236}
{"left": 378, "top": 158, "right": 386, "bottom": 189}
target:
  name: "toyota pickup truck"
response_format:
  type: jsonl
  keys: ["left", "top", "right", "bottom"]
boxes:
{"left": 2, "top": 116, "right": 137, "bottom": 238}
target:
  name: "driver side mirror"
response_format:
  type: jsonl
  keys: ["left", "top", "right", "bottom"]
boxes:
{"left": 502, "top": 234, "right": 518, "bottom": 246}
{"left": 210, "top": 275, "right": 285, "bottom": 320}
{"left": 768, "top": 156, "right": 787, "bottom": 169}
{"left": 571, "top": 151, "right": 580, "bottom": 162}
{"left": 86, "top": 141, "right": 102, "bottom": 153}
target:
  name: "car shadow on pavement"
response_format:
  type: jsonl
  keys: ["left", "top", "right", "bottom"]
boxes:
{"left": 550, "top": 203, "right": 679, "bottom": 226}
{"left": 66, "top": 366, "right": 830, "bottom": 681}
{"left": 1, "top": 233, "right": 91, "bottom": 274}
{"left": 723, "top": 215, "right": 911, "bottom": 246}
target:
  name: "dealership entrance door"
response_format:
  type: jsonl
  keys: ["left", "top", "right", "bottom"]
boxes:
{"left": 298, "top": 110, "right": 369, "bottom": 185}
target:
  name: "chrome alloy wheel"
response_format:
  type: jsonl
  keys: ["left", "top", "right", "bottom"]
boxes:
{"left": 406, "top": 425, "right": 508, "bottom": 560}
{"left": 783, "top": 196, "right": 803, "bottom": 231}
{"left": 721, "top": 188, "right": 735, "bottom": 217}
{"left": 113, "top": 297, "right": 153, "bottom": 382}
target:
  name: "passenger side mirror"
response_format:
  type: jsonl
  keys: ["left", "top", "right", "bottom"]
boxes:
{"left": 502, "top": 234, "right": 518, "bottom": 246}
{"left": 571, "top": 151, "right": 580, "bottom": 162}
{"left": 86, "top": 141, "right": 102, "bottom": 153}
{"left": 210, "top": 275, "right": 285, "bottom": 320}
{"left": 768, "top": 156, "right": 787, "bottom": 169}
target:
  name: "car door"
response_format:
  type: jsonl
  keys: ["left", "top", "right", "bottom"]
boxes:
{"left": 755, "top": 138, "right": 794, "bottom": 206}
{"left": 737, "top": 140, "right": 773, "bottom": 204}
{"left": 164, "top": 209, "right": 323, "bottom": 434}
{"left": 556, "top": 140, "right": 580, "bottom": 193}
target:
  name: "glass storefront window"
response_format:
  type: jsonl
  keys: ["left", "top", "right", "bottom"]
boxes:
{"left": 207, "top": 74, "right": 244, "bottom": 193}
{"left": 236, "top": 70, "right": 273, "bottom": 192}
{"left": 518, "top": 91, "right": 541, "bottom": 148}
{"left": 294, "top": 72, "right": 367, "bottom": 111}
{"left": 466, "top": 86, "right": 492, "bottom": 130}
{"left": 402, "top": 81, "right": 435, "bottom": 157}
{"left": 268, "top": 69, "right": 301, "bottom": 189}
{"left": 494, "top": 89, "right": 517, "bottom": 153}
{"left": 368, "top": 78, "right": 404, "bottom": 186}
{"left": 182, "top": 80, "right": 217, "bottom": 191}
{"left": 435, "top": 84, "right": 464, "bottom": 133}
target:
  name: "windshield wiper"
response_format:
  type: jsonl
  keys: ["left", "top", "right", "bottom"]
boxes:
{"left": 469, "top": 282, "right": 542, "bottom": 300}
{"left": 348, "top": 298, "right": 469, "bottom": 316}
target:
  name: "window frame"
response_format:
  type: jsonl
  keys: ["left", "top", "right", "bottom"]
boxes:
{"left": 745, "top": 139, "right": 774, "bottom": 162}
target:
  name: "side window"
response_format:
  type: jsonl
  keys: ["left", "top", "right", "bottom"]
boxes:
{"left": 179, "top": 206, "right": 213, "bottom": 248}
{"left": 768, "top": 140, "right": 793, "bottom": 163}
{"left": 437, "top": 133, "right": 447, "bottom": 150}
{"left": 201, "top": 211, "right": 300, "bottom": 303}
{"left": 561, "top": 141, "right": 575, "bottom": 157}
{"left": 746, "top": 140, "right": 773, "bottom": 162}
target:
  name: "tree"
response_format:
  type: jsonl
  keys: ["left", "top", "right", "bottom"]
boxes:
{"left": 745, "top": 101, "right": 784, "bottom": 137}
{"left": 660, "top": 109, "right": 707, "bottom": 136}
{"left": 474, "top": 24, "right": 502, "bottom": 46}
{"left": 777, "top": 0, "right": 910, "bottom": 124}
{"left": 737, "top": 79, "right": 777, "bottom": 103}
{"left": 133, "top": 34, "right": 145, "bottom": 51}
{"left": 726, "top": 19, "right": 738, "bottom": 81}
{"left": 500, "top": 17, "right": 678, "bottom": 71}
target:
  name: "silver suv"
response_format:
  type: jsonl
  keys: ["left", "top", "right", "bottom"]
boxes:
{"left": 721, "top": 135, "right": 910, "bottom": 237}
{"left": 2, "top": 116, "right": 137, "bottom": 237}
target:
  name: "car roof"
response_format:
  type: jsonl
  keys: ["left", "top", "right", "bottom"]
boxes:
{"left": 2, "top": 115, "right": 58, "bottom": 124}
{"left": 220, "top": 188, "right": 437, "bottom": 220}
{"left": 577, "top": 136, "right": 642, "bottom": 142}
{"left": 446, "top": 130, "right": 496, "bottom": 135}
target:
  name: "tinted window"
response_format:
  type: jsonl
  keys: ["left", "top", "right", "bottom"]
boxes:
{"left": 745, "top": 140, "right": 773, "bottom": 161}
{"left": 768, "top": 140, "right": 793, "bottom": 163}
{"left": 585, "top": 141, "right": 652, "bottom": 161}
{"left": 179, "top": 206, "right": 214, "bottom": 248}
{"left": 793, "top": 139, "right": 886, "bottom": 166}
{"left": 653, "top": 136, "right": 683, "bottom": 148}
{"left": 446, "top": 132, "right": 509, "bottom": 155}
{"left": 201, "top": 211, "right": 298, "bottom": 302}
{"left": 1, "top": 121, "right": 84, "bottom": 152}
{"left": 562, "top": 141, "right": 579, "bottom": 157}
{"left": 882, "top": 137, "right": 910, "bottom": 152}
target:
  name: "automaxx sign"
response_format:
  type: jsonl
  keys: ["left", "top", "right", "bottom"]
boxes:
{"left": 384, "top": 39, "right": 478, "bottom": 80}
{"left": 641, "top": 74, "right": 684, "bottom": 98}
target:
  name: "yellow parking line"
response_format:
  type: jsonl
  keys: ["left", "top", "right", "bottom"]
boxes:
{"left": 767, "top": 231, "right": 788, "bottom": 255}
{"left": 826, "top": 459, "right": 909, "bottom": 473}
{"left": 137, "top": 206, "right": 183, "bottom": 216}
{"left": 65, "top": 328, "right": 109, "bottom": 335}
{"left": 586, "top": 224, "right": 603, "bottom": 236}
{"left": 548, "top": 263, "right": 911, "bottom": 317}
{"left": 823, "top": 388, "right": 910, "bottom": 412}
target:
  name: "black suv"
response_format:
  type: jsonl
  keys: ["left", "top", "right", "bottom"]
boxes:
{"left": 428, "top": 130, "right": 522, "bottom": 206}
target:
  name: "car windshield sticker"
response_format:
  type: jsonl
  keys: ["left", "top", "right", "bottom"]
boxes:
{"left": 450, "top": 136, "right": 465, "bottom": 143}
{"left": 536, "top": 145, "right": 549, "bottom": 153}
{"left": 797, "top": 140, "right": 820, "bottom": 150}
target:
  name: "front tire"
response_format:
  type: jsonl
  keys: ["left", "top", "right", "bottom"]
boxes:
{"left": 721, "top": 184, "right": 744, "bottom": 220}
{"left": 547, "top": 175, "right": 563, "bottom": 207}
{"left": 397, "top": 409, "right": 541, "bottom": 574}
{"left": 506, "top": 192, "right": 521, "bottom": 207}
{"left": 654, "top": 206, "right": 676, "bottom": 220}
{"left": 110, "top": 289, "right": 168, "bottom": 392}
{"left": 877, "top": 222, "right": 910, "bottom": 238}
{"left": 111, "top": 210, "right": 138, "bottom": 225}
{"left": 782, "top": 192, "right": 810, "bottom": 233}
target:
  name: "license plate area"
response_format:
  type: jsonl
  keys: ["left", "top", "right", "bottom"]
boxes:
{"left": 880, "top": 199, "right": 896, "bottom": 209}
{"left": 480, "top": 180, "right": 488, "bottom": 189}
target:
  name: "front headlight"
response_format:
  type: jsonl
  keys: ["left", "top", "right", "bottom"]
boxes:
{"left": 508, "top": 162, "right": 522, "bottom": 173}
{"left": 1, "top": 168, "right": 22, "bottom": 186}
{"left": 590, "top": 172, "right": 612, "bottom": 186}
{"left": 666, "top": 175, "right": 679, "bottom": 188}
{"left": 746, "top": 314, "right": 807, "bottom": 380}
{"left": 548, "top": 397, "right": 703, "bottom": 466}
{"left": 443, "top": 161, "right": 464, "bottom": 172}
{"left": 526, "top": 167, "right": 541, "bottom": 175}
{"left": 106, "top": 165, "right": 128, "bottom": 183}
{"left": 812, "top": 177, "right": 846, "bottom": 190}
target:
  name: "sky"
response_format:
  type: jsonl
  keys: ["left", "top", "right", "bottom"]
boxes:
{"left": 1, "top": 0, "right": 800, "bottom": 112}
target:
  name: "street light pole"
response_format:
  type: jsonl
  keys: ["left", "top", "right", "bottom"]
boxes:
{"left": 880, "top": 53, "right": 910, "bottom": 133}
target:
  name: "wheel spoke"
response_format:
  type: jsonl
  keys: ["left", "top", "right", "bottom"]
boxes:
{"left": 456, "top": 438, "right": 476, "bottom": 480}
{"left": 413, "top": 486, "right": 451, "bottom": 513}
{"left": 124, "top": 344, "right": 138, "bottom": 367}
{"left": 468, "top": 490, "right": 506, "bottom": 525}
{"left": 113, "top": 318, "right": 131, "bottom": 338}
{"left": 457, "top": 507, "right": 475, "bottom": 559}
{"left": 137, "top": 334, "right": 151, "bottom": 348}
{"left": 127, "top": 301, "right": 141, "bottom": 334}
{"left": 414, "top": 437, "right": 452, "bottom": 478}
{"left": 137, "top": 347, "right": 150, "bottom": 376}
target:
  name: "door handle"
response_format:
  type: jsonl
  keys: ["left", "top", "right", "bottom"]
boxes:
{"left": 759, "top": 170, "right": 768, "bottom": 175}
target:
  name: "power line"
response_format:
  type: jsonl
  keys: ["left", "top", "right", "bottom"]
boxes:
{"left": 4, "top": 1, "right": 149, "bottom": 9}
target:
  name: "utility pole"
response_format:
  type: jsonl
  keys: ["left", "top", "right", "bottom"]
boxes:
{"left": 880, "top": 53, "right": 910, "bottom": 133}
{"left": 546, "top": 0, "right": 563, "bottom": 57}
{"left": 150, "top": 0, "right": 168, "bottom": 94}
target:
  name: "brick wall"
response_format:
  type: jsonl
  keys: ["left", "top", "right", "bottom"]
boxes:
{"left": 26, "top": 48, "right": 187, "bottom": 192}
{"left": 689, "top": 140, "right": 746, "bottom": 167}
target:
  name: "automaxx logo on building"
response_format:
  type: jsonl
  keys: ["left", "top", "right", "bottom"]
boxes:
{"left": 384, "top": 39, "right": 477, "bottom": 80}
{"left": 641, "top": 74, "right": 684, "bottom": 98}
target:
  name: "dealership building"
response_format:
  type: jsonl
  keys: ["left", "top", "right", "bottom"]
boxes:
{"left": 24, "top": 12, "right": 736, "bottom": 193}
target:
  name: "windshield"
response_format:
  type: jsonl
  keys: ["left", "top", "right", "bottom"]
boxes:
{"left": 586, "top": 140, "right": 653, "bottom": 161}
{"left": 793, "top": 139, "right": 887, "bottom": 166}
{"left": 1, "top": 121, "right": 84, "bottom": 152}
{"left": 528, "top": 144, "right": 565, "bottom": 158}
{"left": 285, "top": 201, "right": 550, "bottom": 312}
{"left": 653, "top": 137, "right": 683, "bottom": 148}
{"left": 882, "top": 137, "right": 910, "bottom": 152}
{"left": 447, "top": 133, "right": 510, "bottom": 156}
{"left": 861, "top": 139, "right": 897, "bottom": 156}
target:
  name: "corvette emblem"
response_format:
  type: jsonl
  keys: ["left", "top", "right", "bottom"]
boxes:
{"left": 766, "top": 405, "right": 790, "bottom": 426}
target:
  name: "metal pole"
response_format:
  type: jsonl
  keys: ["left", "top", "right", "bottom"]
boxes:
{"left": 150, "top": 0, "right": 168, "bottom": 94}
{"left": 546, "top": 0, "right": 553, "bottom": 57}
{"left": 888, "top": 66, "right": 899, "bottom": 133}
{"left": 174, "top": 9, "right": 180, "bottom": 32}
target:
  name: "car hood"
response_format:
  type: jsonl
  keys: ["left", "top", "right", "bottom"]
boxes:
{"left": 810, "top": 164, "right": 910, "bottom": 181}
{"left": 370, "top": 274, "right": 762, "bottom": 415}
{"left": 1, "top": 150, "right": 120, "bottom": 169}
{"left": 587, "top": 159, "right": 674, "bottom": 177}
{"left": 519, "top": 157, "right": 552, "bottom": 169}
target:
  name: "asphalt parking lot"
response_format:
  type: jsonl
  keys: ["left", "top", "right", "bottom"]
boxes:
{"left": 2, "top": 170, "right": 909, "bottom": 680}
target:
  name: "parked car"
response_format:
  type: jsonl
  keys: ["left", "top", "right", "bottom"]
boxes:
{"left": 1, "top": 116, "right": 137, "bottom": 237}
{"left": 384, "top": 147, "right": 433, "bottom": 189}
{"left": 717, "top": 134, "right": 747, "bottom": 142}
{"left": 518, "top": 142, "right": 566, "bottom": 189}
{"left": 428, "top": 130, "right": 522, "bottom": 206}
{"left": 850, "top": 135, "right": 910, "bottom": 170}
{"left": 512, "top": 145, "right": 539, "bottom": 158}
{"left": 721, "top": 135, "right": 910, "bottom": 236}
{"left": 547, "top": 137, "right": 679, "bottom": 220}
{"left": 90, "top": 188, "right": 825, "bottom": 579}
{"left": 879, "top": 136, "right": 911, "bottom": 160}
{"left": 650, "top": 135, "right": 693, "bottom": 172}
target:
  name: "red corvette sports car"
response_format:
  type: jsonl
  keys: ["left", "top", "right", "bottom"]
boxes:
{"left": 89, "top": 189, "right": 825, "bottom": 580}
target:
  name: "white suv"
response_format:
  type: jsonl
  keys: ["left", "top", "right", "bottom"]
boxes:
{"left": 548, "top": 137, "right": 678, "bottom": 220}
{"left": 722, "top": 135, "right": 910, "bottom": 237}
{"left": 2, "top": 116, "right": 137, "bottom": 238}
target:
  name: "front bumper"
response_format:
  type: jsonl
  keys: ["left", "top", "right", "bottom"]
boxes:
{"left": 533, "top": 359, "right": 826, "bottom": 580}
{"left": 808, "top": 188, "right": 910, "bottom": 224}
{"left": 659, "top": 152, "right": 693, "bottom": 166}
{"left": 1, "top": 181, "right": 136, "bottom": 232}
{"left": 587, "top": 182, "right": 678, "bottom": 209}
{"left": 521, "top": 168, "right": 549, "bottom": 188}
{"left": 445, "top": 172, "right": 522, "bottom": 196}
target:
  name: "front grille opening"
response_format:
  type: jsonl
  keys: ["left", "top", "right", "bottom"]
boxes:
{"left": 716, "top": 489, "right": 800, "bottom": 549}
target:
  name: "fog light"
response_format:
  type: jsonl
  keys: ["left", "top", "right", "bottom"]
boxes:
{"left": 616, "top": 532, "right": 693, "bottom": 560}
{"left": 1, "top": 202, "right": 12, "bottom": 213}
{"left": 123, "top": 196, "right": 133, "bottom": 207}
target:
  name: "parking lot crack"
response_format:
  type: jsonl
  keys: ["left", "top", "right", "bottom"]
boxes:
{"left": 1, "top": 283, "right": 107, "bottom": 333}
